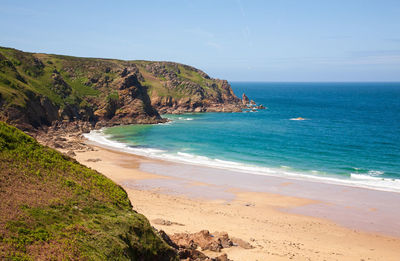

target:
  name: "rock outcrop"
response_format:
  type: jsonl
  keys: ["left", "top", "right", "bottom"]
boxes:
{"left": 93, "top": 64, "right": 163, "bottom": 127}
{"left": 168, "top": 230, "right": 253, "bottom": 252}
{"left": 158, "top": 230, "right": 239, "bottom": 261}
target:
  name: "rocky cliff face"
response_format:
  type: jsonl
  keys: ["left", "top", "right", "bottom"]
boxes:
{"left": 0, "top": 47, "right": 244, "bottom": 131}
{"left": 145, "top": 62, "right": 242, "bottom": 113}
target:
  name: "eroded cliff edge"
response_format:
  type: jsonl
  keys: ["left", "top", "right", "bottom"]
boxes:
{"left": 0, "top": 47, "right": 244, "bottom": 131}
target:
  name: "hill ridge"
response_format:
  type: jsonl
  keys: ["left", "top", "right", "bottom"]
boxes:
{"left": 0, "top": 46, "right": 244, "bottom": 131}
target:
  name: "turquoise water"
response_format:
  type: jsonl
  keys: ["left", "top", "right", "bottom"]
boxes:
{"left": 86, "top": 82, "right": 400, "bottom": 192}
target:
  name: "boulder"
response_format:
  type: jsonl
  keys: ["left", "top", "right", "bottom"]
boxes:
{"left": 66, "top": 150, "right": 76, "bottom": 157}
{"left": 152, "top": 218, "right": 184, "bottom": 226}
{"left": 168, "top": 230, "right": 252, "bottom": 253}
{"left": 213, "top": 232, "right": 233, "bottom": 248}
{"left": 87, "top": 158, "right": 101, "bottom": 162}
{"left": 231, "top": 237, "right": 254, "bottom": 249}
{"left": 170, "top": 230, "right": 222, "bottom": 252}
{"left": 161, "top": 229, "right": 238, "bottom": 261}
{"left": 215, "top": 253, "right": 231, "bottom": 261}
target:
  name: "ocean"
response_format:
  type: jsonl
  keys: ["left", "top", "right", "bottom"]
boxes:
{"left": 85, "top": 82, "right": 400, "bottom": 192}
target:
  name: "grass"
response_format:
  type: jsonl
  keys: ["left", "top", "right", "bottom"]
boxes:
{"left": 0, "top": 122, "right": 177, "bottom": 260}
{"left": 137, "top": 61, "right": 222, "bottom": 101}
{"left": 64, "top": 76, "right": 100, "bottom": 97}
{"left": 0, "top": 47, "right": 104, "bottom": 110}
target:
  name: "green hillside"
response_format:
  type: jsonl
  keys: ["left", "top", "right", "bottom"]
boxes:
{"left": 0, "top": 47, "right": 242, "bottom": 130}
{"left": 0, "top": 121, "right": 177, "bottom": 260}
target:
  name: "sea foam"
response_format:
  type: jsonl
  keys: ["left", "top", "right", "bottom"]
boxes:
{"left": 84, "top": 129, "right": 400, "bottom": 193}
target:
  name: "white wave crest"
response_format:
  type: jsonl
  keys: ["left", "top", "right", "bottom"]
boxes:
{"left": 84, "top": 129, "right": 400, "bottom": 193}
{"left": 177, "top": 117, "right": 194, "bottom": 121}
{"left": 368, "top": 170, "right": 384, "bottom": 176}
{"left": 83, "top": 130, "right": 166, "bottom": 157}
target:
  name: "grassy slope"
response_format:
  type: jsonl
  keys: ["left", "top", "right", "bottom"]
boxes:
{"left": 0, "top": 47, "right": 103, "bottom": 109}
{"left": 0, "top": 121, "right": 177, "bottom": 260}
{"left": 135, "top": 61, "right": 221, "bottom": 100}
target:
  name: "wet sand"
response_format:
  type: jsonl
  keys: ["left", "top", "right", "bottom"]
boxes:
{"left": 138, "top": 161, "right": 400, "bottom": 238}
{"left": 74, "top": 142, "right": 400, "bottom": 260}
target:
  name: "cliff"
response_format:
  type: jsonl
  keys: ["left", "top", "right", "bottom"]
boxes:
{"left": 144, "top": 62, "right": 242, "bottom": 113}
{"left": 0, "top": 47, "right": 243, "bottom": 131}
{"left": 0, "top": 121, "right": 177, "bottom": 260}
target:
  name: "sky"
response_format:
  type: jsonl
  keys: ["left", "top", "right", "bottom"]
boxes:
{"left": 1, "top": 0, "right": 399, "bottom": 81}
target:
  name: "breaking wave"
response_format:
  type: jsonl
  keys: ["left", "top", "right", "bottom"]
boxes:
{"left": 84, "top": 129, "right": 400, "bottom": 193}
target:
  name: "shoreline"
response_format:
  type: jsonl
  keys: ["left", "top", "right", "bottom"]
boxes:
{"left": 83, "top": 128, "right": 400, "bottom": 194}
{"left": 66, "top": 137, "right": 400, "bottom": 260}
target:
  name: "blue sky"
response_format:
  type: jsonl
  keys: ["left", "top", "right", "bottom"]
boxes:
{"left": 1, "top": 0, "right": 399, "bottom": 81}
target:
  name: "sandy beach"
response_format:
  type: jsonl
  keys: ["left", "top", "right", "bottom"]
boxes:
{"left": 56, "top": 138, "right": 400, "bottom": 261}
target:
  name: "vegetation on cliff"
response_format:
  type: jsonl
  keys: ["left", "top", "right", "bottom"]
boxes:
{"left": 0, "top": 121, "right": 177, "bottom": 260}
{"left": 0, "top": 47, "right": 243, "bottom": 131}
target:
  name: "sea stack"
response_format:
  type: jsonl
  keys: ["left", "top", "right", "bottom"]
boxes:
{"left": 242, "top": 93, "right": 250, "bottom": 105}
